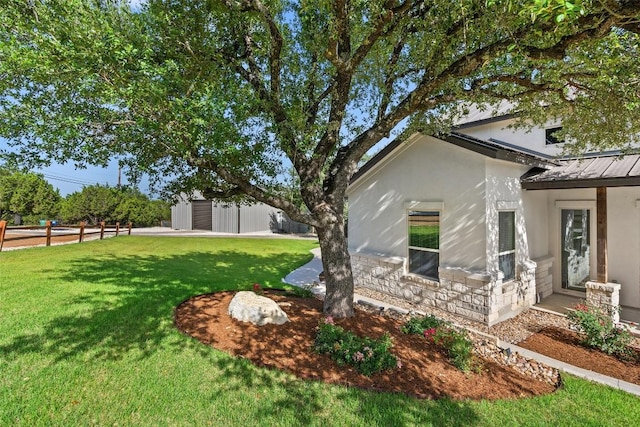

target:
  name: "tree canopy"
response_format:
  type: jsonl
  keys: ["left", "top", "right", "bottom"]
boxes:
{"left": 1, "top": 0, "right": 639, "bottom": 316}
{"left": 59, "top": 184, "right": 170, "bottom": 226}
{"left": 0, "top": 169, "right": 60, "bottom": 224}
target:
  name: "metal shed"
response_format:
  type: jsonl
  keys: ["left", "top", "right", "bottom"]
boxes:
{"left": 171, "top": 193, "right": 309, "bottom": 234}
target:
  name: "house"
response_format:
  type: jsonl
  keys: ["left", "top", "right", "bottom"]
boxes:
{"left": 171, "top": 192, "right": 309, "bottom": 234}
{"left": 347, "top": 109, "right": 640, "bottom": 325}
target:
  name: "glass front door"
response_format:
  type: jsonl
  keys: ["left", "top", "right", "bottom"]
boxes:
{"left": 561, "top": 209, "right": 590, "bottom": 290}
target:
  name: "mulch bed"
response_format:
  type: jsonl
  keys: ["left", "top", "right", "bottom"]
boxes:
{"left": 174, "top": 290, "right": 557, "bottom": 400}
{"left": 517, "top": 326, "right": 640, "bottom": 385}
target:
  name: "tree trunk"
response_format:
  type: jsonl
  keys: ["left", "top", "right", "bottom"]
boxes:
{"left": 316, "top": 219, "right": 355, "bottom": 318}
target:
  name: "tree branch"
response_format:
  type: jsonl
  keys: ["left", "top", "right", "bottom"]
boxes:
{"left": 377, "top": 39, "right": 405, "bottom": 122}
{"left": 348, "top": 1, "right": 415, "bottom": 70}
{"left": 187, "top": 154, "right": 317, "bottom": 226}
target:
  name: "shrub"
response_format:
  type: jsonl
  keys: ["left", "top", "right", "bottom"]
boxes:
{"left": 433, "top": 327, "right": 475, "bottom": 372}
{"left": 566, "top": 302, "right": 634, "bottom": 359}
{"left": 401, "top": 314, "right": 446, "bottom": 335}
{"left": 314, "top": 319, "right": 398, "bottom": 376}
{"left": 403, "top": 315, "right": 475, "bottom": 372}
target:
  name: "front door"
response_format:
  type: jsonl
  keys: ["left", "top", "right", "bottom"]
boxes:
{"left": 561, "top": 209, "right": 590, "bottom": 290}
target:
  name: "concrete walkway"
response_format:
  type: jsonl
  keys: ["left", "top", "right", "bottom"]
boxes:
{"left": 282, "top": 248, "right": 640, "bottom": 397}
{"left": 132, "top": 227, "right": 318, "bottom": 239}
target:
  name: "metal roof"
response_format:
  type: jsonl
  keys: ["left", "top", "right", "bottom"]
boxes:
{"left": 521, "top": 154, "right": 640, "bottom": 189}
{"left": 444, "top": 133, "right": 556, "bottom": 169}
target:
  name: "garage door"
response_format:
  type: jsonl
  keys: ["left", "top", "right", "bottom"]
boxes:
{"left": 192, "top": 201, "right": 213, "bottom": 230}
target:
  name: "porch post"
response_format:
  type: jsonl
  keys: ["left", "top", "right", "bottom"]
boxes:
{"left": 596, "top": 187, "right": 607, "bottom": 283}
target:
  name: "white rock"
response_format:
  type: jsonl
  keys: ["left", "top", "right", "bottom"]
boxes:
{"left": 228, "top": 291, "right": 289, "bottom": 326}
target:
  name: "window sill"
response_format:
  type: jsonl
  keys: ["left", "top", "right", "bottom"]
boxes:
{"left": 402, "top": 273, "right": 440, "bottom": 288}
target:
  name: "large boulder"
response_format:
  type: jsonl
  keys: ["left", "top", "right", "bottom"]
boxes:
{"left": 228, "top": 291, "right": 289, "bottom": 326}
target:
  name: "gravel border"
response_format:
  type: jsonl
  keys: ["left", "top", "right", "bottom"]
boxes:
{"left": 354, "top": 286, "right": 570, "bottom": 343}
{"left": 354, "top": 286, "right": 640, "bottom": 387}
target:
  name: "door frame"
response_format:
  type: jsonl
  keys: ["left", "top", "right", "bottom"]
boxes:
{"left": 553, "top": 200, "right": 597, "bottom": 297}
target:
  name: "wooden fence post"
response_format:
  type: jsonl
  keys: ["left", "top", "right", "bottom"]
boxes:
{"left": 79, "top": 221, "right": 85, "bottom": 243}
{"left": 100, "top": 221, "right": 105, "bottom": 240}
{"left": 0, "top": 220, "right": 7, "bottom": 252}
{"left": 128, "top": 222, "right": 132, "bottom": 235}
{"left": 116, "top": 222, "right": 120, "bottom": 237}
{"left": 46, "top": 220, "right": 52, "bottom": 247}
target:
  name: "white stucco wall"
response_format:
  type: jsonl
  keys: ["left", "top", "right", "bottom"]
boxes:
{"left": 521, "top": 190, "right": 549, "bottom": 259}
{"left": 347, "top": 134, "right": 488, "bottom": 271}
{"left": 460, "top": 118, "right": 565, "bottom": 157}
{"left": 608, "top": 187, "right": 640, "bottom": 309}
{"left": 484, "top": 159, "right": 533, "bottom": 275}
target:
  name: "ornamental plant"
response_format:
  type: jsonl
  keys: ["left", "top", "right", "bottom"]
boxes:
{"left": 566, "top": 302, "right": 634, "bottom": 360}
{"left": 401, "top": 314, "right": 446, "bottom": 335}
{"left": 403, "top": 315, "right": 475, "bottom": 372}
{"left": 433, "top": 327, "right": 475, "bottom": 372}
{"left": 314, "top": 318, "right": 399, "bottom": 377}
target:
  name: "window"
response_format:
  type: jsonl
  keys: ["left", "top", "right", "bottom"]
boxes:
{"left": 498, "top": 211, "right": 515, "bottom": 281}
{"left": 408, "top": 210, "right": 439, "bottom": 279}
{"left": 545, "top": 127, "right": 564, "bottom": 145}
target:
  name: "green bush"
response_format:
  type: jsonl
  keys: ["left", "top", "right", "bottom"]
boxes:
{"left": 401, "top": 314, "right": 446, "bottom": 335}
{"left": 403, "top": 315, "right": 475, "bottom": 372}
{"left": 314, "top": 318, "right": 399, "bottom": 376}
{"left": 433, "top": 327, "right": 475, "bottom": 372}
{"left": 566, "top": 302, "right": 635, "bottom": 360}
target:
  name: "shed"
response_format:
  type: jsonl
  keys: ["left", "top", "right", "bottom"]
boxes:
{"left": 171, "top": 193, "right": 309, "bottom": 234}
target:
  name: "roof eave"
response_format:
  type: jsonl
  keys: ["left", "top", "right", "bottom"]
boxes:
{"left": 522, "top": 176, "right": 640, "bottom": 190}
{"left": 445, "top": 133, "right": 557, "bottom": 168}
{"left": 453, "top": 112, "right": 519, "bottom": 130}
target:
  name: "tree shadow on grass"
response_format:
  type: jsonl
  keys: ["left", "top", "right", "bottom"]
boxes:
{"left": 0, "top": 247, "right": 480, "bottom": 425}
{"left": 0, "top": 250, "right": 310, "bottom": 362}
{"left": 175, "top": 340, "right": 479, "bottom": 426}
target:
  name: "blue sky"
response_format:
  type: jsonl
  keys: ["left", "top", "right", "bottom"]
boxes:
{"left": 0, "top": 0, "right": 395, "bottom": 197}
{"left": 0, "top": 137, "right": 135, "bottom": 196}
{"left": 0, "top": 0, "right": 148, "bottom": 196}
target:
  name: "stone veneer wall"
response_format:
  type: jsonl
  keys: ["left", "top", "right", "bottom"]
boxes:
{"left": 533, "top": 255, "right": 554, "bottom": 302}
{"left": 585, "top": 281, "right": 622, "bottom": 323}
{"left": 351, "top": 252, "right": 537, "bottom": 326}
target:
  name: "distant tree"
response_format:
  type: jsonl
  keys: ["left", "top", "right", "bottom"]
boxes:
{"left": 0, "top": 170, "right": 60, "bottom": 224}
{"left": 60, "top": 184, "right": 169, "bottom": 226}
{"left": 113, "top": 188, "right": 170, "bottom": 226}
{"left": 60, "top": 184, "right": 120, "bottom": 225}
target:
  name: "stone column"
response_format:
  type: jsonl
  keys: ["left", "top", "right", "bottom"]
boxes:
{"left": 585, "top": 281, "right": 621, "bottom": 323}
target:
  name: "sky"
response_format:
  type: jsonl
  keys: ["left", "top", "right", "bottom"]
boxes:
{"left": 0, "top": 0, "right": 393, "bottom": 198}
{"left": 0, "top": 0, "right": 149, "bottom": 197}
{"left": 0, "top": 137, "right": 140, "bottom": 196}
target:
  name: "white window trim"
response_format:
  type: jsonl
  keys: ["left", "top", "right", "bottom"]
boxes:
{"left": 555, "top": 200, "right": 595, "bottom": 209}
{"left": 406, "top": 204, "right": 442, "bottom": 280}
{"left": 498, "top": 210, "right": 516, "bottom": 282}
{"left": 404, "top": 201, "right": 444, "bottom": 211}
{"left": 497, "top": 200, "right": 519, "bottom": 211}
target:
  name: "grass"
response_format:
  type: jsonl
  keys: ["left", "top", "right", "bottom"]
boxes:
{"left": 409, "top": 225, "right": 439, "bottom": 249}
{"left": 1, "top": 236, "right": 639, "bottom": 426}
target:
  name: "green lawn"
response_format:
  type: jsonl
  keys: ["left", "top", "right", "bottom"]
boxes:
{"left": 409, "top": 225, "right": 439, "bottom": 249}
{"left": 1, "top": 236, "right": 638, "bottom": 426}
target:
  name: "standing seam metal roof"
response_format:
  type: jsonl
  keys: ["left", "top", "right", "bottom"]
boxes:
{"left": 521, "top": 154, "right": 640, "bottom": 189}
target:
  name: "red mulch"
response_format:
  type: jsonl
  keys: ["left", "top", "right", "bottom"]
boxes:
{"left": 174, "top": 290, "right": 557, "bottom": 400}
{"left": 518, "top": 326, "right": 640, "bottom": 385}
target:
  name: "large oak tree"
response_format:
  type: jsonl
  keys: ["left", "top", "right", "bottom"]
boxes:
{"left": 1, "top": 0, "right": 639, "bottom": 317}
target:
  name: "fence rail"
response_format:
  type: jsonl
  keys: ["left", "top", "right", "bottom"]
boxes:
{"left": 0, "top": 220, "right": 132, "bottom": 252}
